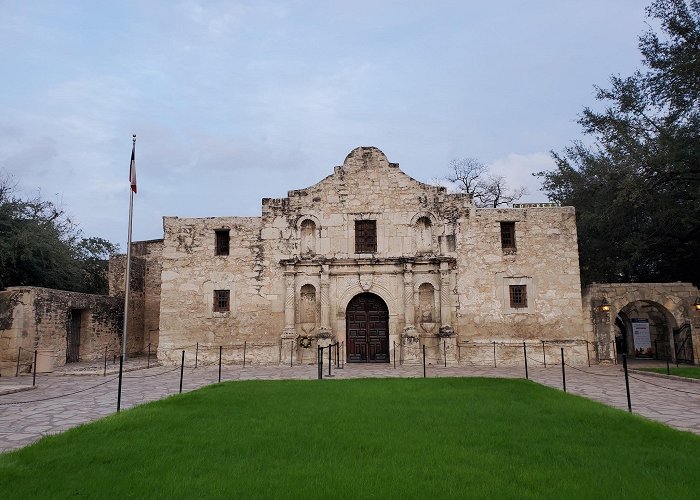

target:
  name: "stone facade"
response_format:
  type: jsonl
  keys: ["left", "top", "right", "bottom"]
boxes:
{"left": 5, "top": 148, "right": 698, "bottom": 372}
{"left": 0, "top": 287, "right": 122, "bottom": 375}
{"left": 156, "top": 147, "right": 586, "bottom": 366}
{"left": 583, "top": 283, "right": 700, "bottom": 364}
{"left": 109, "top": 239, "right": 163, "bottom": 354}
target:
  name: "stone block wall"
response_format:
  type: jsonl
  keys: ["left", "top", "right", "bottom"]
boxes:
{"left": 156, "top": 147, "right": 589, "bottom": 366}
{"left": 109, "top": 239, "right": 163, "bottom": 354}
{"left": 454, "top": 207, "right": 584, "bottom": 346}
{"left": 0, "top": 287, "right": 122, "bottom": 375}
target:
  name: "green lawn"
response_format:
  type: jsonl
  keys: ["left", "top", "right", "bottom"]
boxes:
{"left": 638, "top": 366, "right": 700, "bottom": 379}
{"left": 2, "top": 378, "right": 699, "bottom": 499}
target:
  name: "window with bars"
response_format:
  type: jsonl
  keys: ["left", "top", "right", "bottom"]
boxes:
{"left": 509, "top": 285, "right": 527, "bottom": 308}
{"left": 215, "top": 229, "right": 230, "bottom": 256}
{"left": 213, "top": 290, "right": 230, "bottom": 312}
{"left": 500, "top": 222, "right": 516, "bottom": 250}
{"left": 355, "top": 220, "right": 377, "bottom": 253}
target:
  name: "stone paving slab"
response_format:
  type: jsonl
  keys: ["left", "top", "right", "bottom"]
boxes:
{"left": 1, "top": 361, "right": 700, "bottom": 453}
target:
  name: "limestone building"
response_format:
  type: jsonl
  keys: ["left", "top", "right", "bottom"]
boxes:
{"left": 154, "top": 146, "right": 585, "bottom": 365}
{"left": 6, "top": 147, "right": 700, "bottom": 375}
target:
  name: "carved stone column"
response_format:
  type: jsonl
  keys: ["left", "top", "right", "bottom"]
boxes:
{"left": 319, "top": 264, "right": 331, "bottom": 338}
{"left": 403, "top": 262, "right": 416, "bottom": 336}
{"left": 282, "top": 266, "right": 297, "bottom": 339}
{"left": 439, "top": 262, "right": 454, "bottom": 335}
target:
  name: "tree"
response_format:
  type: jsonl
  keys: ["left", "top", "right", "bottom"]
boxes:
{"left": 0, "top": 172, "right": 119, "bottom": 293}
{"left": 446, "top": 158, "right": 527, "bottom": 207}
{"left": 538, "top": 0, "right": 700, "bottom": 286}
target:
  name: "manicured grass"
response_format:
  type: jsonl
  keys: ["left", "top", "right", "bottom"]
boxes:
{"left": 638, "top": 366, "right": 700, "bottom": 379}
{"left": 2, "top": 378, "right": 699, "bottom": 499}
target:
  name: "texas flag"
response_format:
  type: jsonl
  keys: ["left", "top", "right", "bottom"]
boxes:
{"left": 129, "top": 138, "right": 137, "bottom": 194}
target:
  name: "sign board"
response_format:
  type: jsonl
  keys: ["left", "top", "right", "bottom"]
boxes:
{"left": 632, "top": 319, "right": 652, "bottom": 357}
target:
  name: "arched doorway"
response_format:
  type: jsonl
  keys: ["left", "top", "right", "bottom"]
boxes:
{"left": 346, "top": 293, "right": 389, "bottom": 363}
{"left": 615, "top": 300, "right": 679, "bottom": 361}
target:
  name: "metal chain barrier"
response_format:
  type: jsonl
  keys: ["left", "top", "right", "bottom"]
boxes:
{"left": 0, "top": 376, "right": 119, "bottom": 406}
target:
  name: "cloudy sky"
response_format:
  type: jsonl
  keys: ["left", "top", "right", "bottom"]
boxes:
{"left": 1, "top": 1, "right": 649, "bottom": 249}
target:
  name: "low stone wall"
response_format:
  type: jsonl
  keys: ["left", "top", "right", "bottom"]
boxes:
{"left": 0, "top": 287, "right": 123, "bottom": 375}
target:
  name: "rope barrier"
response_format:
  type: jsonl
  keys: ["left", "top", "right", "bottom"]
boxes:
{"left": 123, "top": 366, "right": 181, "bottom": 379}
{"left": 0, "top": 376, "right": 119, "bottom": 405}
{"left": 627, "top": 374, "right": 700, "bottom": 397}
{"left": 562, "top": 362, "right": 621, "bottom": 378}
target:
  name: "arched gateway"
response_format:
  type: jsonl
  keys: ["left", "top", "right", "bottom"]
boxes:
{"left": 346, "top": 293, "right": 389, "bottom": 363}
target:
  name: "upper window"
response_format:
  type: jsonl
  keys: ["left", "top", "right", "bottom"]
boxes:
{"left": 509, "top": 285, "right": 527, "bottom": 308}
{"left": 213, "top": 290, "right": 230, "bottom": 312}
{"left": 355, "top": 220, "right": 377, "bottom": 253}
{"left": 215, "top": 229, "right": 230, "bottom": 256}
{"left": 500, "top": 222, "right": 516, "bottom": 250}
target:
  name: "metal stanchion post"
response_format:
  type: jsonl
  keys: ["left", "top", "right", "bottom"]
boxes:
{"left": 393, "top": 341, "right": 396, "bottom": 369}
{"left": 318, "top": 346, "right": 323, "bottom": 380}
{"left": 219, "top": 346, "right": 222, "bottom": 383}
{"left": 195, "top": 342, "right": 199, "bottom": 369}
{"left": 561, "top": 347, "right": 566, "bottom": 393}
{"left": 179, "top": 350, "right": 185, "bottom": 394}
{"left": 32, "top": 349, "right": 37, "bottom": 387}
{"left": 290, "top": 340, "right": 294, "bottom": 367}
{"left": 523, "top": 341, "right": 528, "bottom": 380}
{"left": 327, "top": 344, "right": 333, "bottom": 377}
{"left": 586, "top": 340, "right": 591, "bottom": 367}
{"left": 16, "top": 346, "right": 21, "bottom": 377}
{"left": 243, "top": 341, "right": 247, "bottom": 368}
{"left": 493, "top": 341, "right": 496, "bottom": 368}
{"left": 117, "top": 354, "right": 124, "bottom": 413}
{"left": 147, "top": 343, "right": 151, "bottom": 369}
{"left": 443, "top": 340, "right": 447, "bottom": 368}
{"left": 622, "top": 354, "right": 632, "bottom": 412}
{"left": 666, "top": 356, "right": 670, "bottom": 376}
{"left": 542, "top": 341, "right": 547, "bottom": 368}
{"left": 104, "top": 346, "right": 108, "bottom": 376}
{"left": 422, "top": 344, "right": 426, "bottom": 378}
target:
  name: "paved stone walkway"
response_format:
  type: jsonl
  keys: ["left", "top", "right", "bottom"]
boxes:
{"left": 2, "top": 360, "right": 700, "bottom": 452}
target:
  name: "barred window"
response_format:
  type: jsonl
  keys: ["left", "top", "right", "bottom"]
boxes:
{"left": 355, "top": 220, "right": 377, "bottom": 253}
{"left": 213, "top": 290, "right": 230, "bottom": 312}
{"left": 509, "top": 285, "right": 527, "bottom": 308}
{"left": 500, "top": 222, "right": 516, "bottom": 250}
{"left": 215, "top": 229, "right": 230, "bottom": 256}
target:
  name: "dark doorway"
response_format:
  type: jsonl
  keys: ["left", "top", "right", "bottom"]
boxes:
{"left": 346, "top": 293, "right": 389, "bottom": 363}
{"left": 67, "top": 309, "right": 82, "bottom": 363}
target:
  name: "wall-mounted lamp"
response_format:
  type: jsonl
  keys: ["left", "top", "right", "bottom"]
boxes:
{"left": 694, "top": 297, "right": 700, "bottom": 311}
{"left": 600, "top": 298, "right": 611, "bottom": 312}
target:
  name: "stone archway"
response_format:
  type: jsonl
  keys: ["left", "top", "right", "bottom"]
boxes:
{"left": 615, "top": 300, "right": 677, "bottom": 360}
{"left": 346, "top": 293, "right": 390, "bottom": 363}
{"left": 583, "top": 283, "right": 700, "bottom": 364}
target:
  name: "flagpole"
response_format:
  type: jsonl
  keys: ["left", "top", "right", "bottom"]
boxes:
{"left": 122, "top": 134, "right": 136, "bottom": 359}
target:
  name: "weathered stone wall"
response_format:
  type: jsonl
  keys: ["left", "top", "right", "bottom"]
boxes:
{"left": 454, "top": 207, "right": 584, "bottom": 342}
{"left": 109, "top": 239, "right": 163, "bottom": 354}
{"left": 158, "top": 216, "right": 275, "bottom": 364}
{"left": 0, "top": 287, "right": 122, "bottom": 375}
{"left": 583, "top": 283, "right": 700, "bottom": 364}
{"left": 157, "top": 147, "right": 588, "bottom": 366}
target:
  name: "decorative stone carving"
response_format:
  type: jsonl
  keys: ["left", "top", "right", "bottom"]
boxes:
{"left": 359, "top": 274, "right": 373, "bottom": 292}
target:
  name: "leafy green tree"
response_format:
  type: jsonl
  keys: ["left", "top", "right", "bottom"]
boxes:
{"left": 0, "top": 173, "right": 119, "bottom": 293}
{"left": 538, "top": 0, "right": 700, "bottom": 286}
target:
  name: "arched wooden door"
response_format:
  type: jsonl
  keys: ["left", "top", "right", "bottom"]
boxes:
{"left": 346, "top": 293, "right": 389, "bottom": 363}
